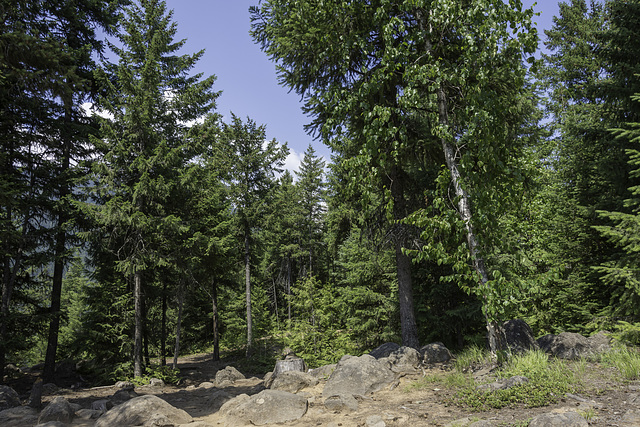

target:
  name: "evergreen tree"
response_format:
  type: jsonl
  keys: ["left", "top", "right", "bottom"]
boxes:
{"left": 295, "top": 144, "right": 326, "bottom": 276}
{"left": 219, "top": 114, "right": 287, "bottom": 357}
{"left": 595, "top": 94, "right": 640, "bottom": 317}
{"left": 82, "top": 0, "right": 218, "bottom": 377}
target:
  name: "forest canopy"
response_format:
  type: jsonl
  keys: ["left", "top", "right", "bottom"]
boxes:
{"left": 2, "top": 0, "right": 640, "bottom": 381}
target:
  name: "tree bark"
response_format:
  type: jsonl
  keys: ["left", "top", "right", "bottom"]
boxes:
{"left": 390, "top": 166, "right": 420, "bottom": 349}
{"left": 173, "top": 284, "right": 184, "bottom": 370}
{"left": 43, "top": 106, "right": 72, "bottom": 384}
{"left": 211, "top": 279, "right": 219, "bottom": 361}
{"left": 244, "top": 221, "right": 253, "bottom": 358}
{"left": 134, "top": 269, "right": 143, "bottom": 377}
{"left": 436, "top": 86, "right": 506, "bottom": 354}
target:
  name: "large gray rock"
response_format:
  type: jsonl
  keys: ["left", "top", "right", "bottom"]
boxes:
{"left": 0, "top": 406, "right": 39, "bottom": 427}
{"left": 324, "top": 394, "right": 358, "bottom": 412}
{"left": 420, "top": 342, "right": 453, "bottom": 364}
{"left": 323, "top": 354, "right": 396, "bottom": 399}
{"left": 528, "top": 411, "right": 588, "bottom": 426}
{"left": 95, "top": 394, "right": 192, "bottom": 427}
{"left": 369, "top": 343, "right": 401, "bottom": 359}
{"left": 379, "top": 346, "right": 421, "bottom": 373}
{"left": 207, "top": 389, "right": 233, "bottom": 412}
{"left": 0, "top": 385, "right": 20, "bottom": 411}
{"left": 270, "top": 370, "right": 318, "bottom": 393}
{"left": 503, "top": 319, "right": 539, "bottom": 354}
{"left": 214, "top": 365, "right": 245, "bottom": 386}
{"left": 308, "top": 364, "right": 336, "bottom": 380}
{"left": 219, "top": 389, "right": 308, "bottom": 426}
{"left": 38, "top": 396, "right": 74, "bottom": 425}
{"left": 537, "top": 332, "right": 611, "bottom": 360}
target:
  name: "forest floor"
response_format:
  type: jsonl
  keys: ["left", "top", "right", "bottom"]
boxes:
{"left": 12, "top": 352, "right": 640, "bottom": 426}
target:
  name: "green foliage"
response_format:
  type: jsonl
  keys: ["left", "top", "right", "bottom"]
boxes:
{"left": 611, "top": 321, "right": 640, "bottom": 346}
{"left": 457, "top": 351, "right": 578, "bottom": 410}
{"left": 600, "top": 346, "right": 640, "bottom": 380}
{"left": 129, "top": 364, "right": 181, "bottom": 386}
{"left": 454, "top": 346, "right": 493, "bottom": 373}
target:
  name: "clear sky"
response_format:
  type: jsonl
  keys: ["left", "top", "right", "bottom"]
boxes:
{"left": 164, "top": 0, "right": 561, "bottom": 172}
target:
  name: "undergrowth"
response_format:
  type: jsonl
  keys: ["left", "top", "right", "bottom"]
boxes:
{"left": 411, "top": 349, "right": 581, "bottom": 410}
{"left": 600, "top": 346, "right": 640, "bottom": 380}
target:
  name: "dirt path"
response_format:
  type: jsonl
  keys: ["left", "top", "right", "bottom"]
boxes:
{"left": 35, "top": 353, "right": 640, "bottom": 426}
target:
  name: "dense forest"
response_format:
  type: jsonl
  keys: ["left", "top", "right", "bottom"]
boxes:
{"left": 2, "top": 0, "right": 640, "bottom": 384}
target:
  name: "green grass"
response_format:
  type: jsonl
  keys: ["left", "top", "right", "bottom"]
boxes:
{"left": 454, "top": 345, "right": 492, "bottom": 372}
{"left": 410, "top": 348, "right": 581, "bottom": 411}
{"left": 600, "top": 346, "right": 640, "bottom": 380}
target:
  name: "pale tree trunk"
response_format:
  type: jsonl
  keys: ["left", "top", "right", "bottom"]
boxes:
{"left": 436, "top": 86, "right": 506, "bottom": 355}
{"left": 244, "top": 222, "right": 253, "bottom": 358}
{"left": 173, "top": 284, "right": 184, "bottom": 370}
{"left": 134, "top": 269, "right": 143, "bottom": 377}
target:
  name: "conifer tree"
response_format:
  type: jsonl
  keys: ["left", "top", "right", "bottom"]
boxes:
{"left": 219, "top": 114, "right": 287, "bottom": 357}
{"left": 83, "top": 0, "right": 218, "bottom": 377}
{"left": 295, "top": 144, "right": 326, "bottom": 276}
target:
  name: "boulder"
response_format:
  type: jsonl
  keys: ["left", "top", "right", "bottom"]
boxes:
{"left": 537, "top": 332, "right": 611, "bottom": 360}
{"left": 420, "top": 342, "right": 453, "bottom": 364}
{"left": 270, "top": 370, "right": 318, "bottom": 393}
{"left": 528, "top": 411, "right": 588, "bottom": 426}
{"left": 323, "top": 354, "right": 396, "bottom": 399}
{"left": 503, "top": 319, "right": 539, "bottom": 354}
{"left": 207, "top": 389, "right": 233, "bottom": 412}
{"left": 379, "top": 346, "right": 421, "bottom": 373}
{"left": 37, "top": 396, "right": 74, "bottom": 425}
{"left": 308, "top": 364, "right": 336, "bottom": 380}
{"left": 147, "top": 377, "right": 164, "bottom": 387}
{"left": 219, "top": 389, "right": 308, "bottom": 426}
{"left": 111, "top": 387, "right": 138, "bottom": 404}
{"left": 214, "top": 366, "right": 245, "bottom": 387}
{"left": 621, "top": 409, "right": 640, "bottom": 427}
{"left": 0, "top": 385, "right": 21, "bottom": 411}
{"left": 35, "top": 422, "right": 67, "bottom": 427}
{"left": 324, "top": 394, "right": 358, "bottom": 412}
{"left": 95, "top": 395, "right": 192, "bottom": 427}
{"left": 115, "top": 380, "right": 135, "bottom": 389}
{"left": 369, "top": 342, "right": 401, "bottom": 359}
{"left": 75, "top": 408, "right": 103, "bottom": 420}
{"left": 0, "top": 406, "right": 39, "bottom": 427}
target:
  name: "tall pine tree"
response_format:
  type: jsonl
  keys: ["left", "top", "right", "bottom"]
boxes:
{"left": 83, "top": 0, "right": 218, "bottom": 377}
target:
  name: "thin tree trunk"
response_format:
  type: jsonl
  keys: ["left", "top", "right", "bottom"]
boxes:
{"left": 211, "top": 279, "right": 219, "bottom": 361}
{"left": 287, "top": 255, "right": 291, "bottom": 325}
{"left": 173, "top": 284, "right": 185, "bottom": 370}
{"left": 244, "top": 222, "right": 253, "bottom": 358}
{"left": 43, "top": 106, "right": 72, "bottom": 384}
{"left": 134, "top": 269, "right": 143, "bottom": 377}
{"left": 142, "top": 295, "right": 150, "bottom": 367}
{"left": 161, "top": 281, "right": 167, "bottom": 366}
{"left": 436, "top": 86, "right": 506, "bottom": 354}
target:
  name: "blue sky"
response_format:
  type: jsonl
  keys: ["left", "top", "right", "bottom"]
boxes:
{"left": 164, "top": 0, "right": 560, "bottom": 171}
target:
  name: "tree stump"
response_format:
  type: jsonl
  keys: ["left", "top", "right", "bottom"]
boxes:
{"left": 265, "top": 351, "right": 307, "bottom": 388}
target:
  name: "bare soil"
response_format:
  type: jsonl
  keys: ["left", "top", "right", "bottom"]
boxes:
{"left": 14, "top": 353, "right": 640, "bottom": 426}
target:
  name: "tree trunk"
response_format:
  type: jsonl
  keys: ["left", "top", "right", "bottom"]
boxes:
{"left": 161, "top": 281, "right": 167, "bottom": 366}
{"left": 244, "top": 222, "right": 253, "bottom": 358}
{"left": 43, "top": 106, "right": 72, "bottom": 384}
{"left": 287, "top": 255, "right": 292, "bottom": 325}
{"left": 211, "top": 279, "right": 219, "bottom": 361}
{"left": 390, "top": 165, "right": 420, "bottom": 349}
{"left": 134, "top": 269, "right": 143, "bottom": 377}
{"left": 173, "top": 284, "right": 185, "bottom": 370}
{"left": 436, "top": 86, "right": 506, "bottom": 354}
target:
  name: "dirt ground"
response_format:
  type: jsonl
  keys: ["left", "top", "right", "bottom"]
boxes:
{"left": 18, "top": 353, "right": 640, "bottom": 426}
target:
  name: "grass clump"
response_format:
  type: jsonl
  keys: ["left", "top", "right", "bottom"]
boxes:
{"left": 456, "top": 350, "right": 578, "bottom": 410}
{"left": 454, "top": 345, "right": 492, "bottom": 372}
{"left": 600, "top": 346, "right": 640, "bottom": 380}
